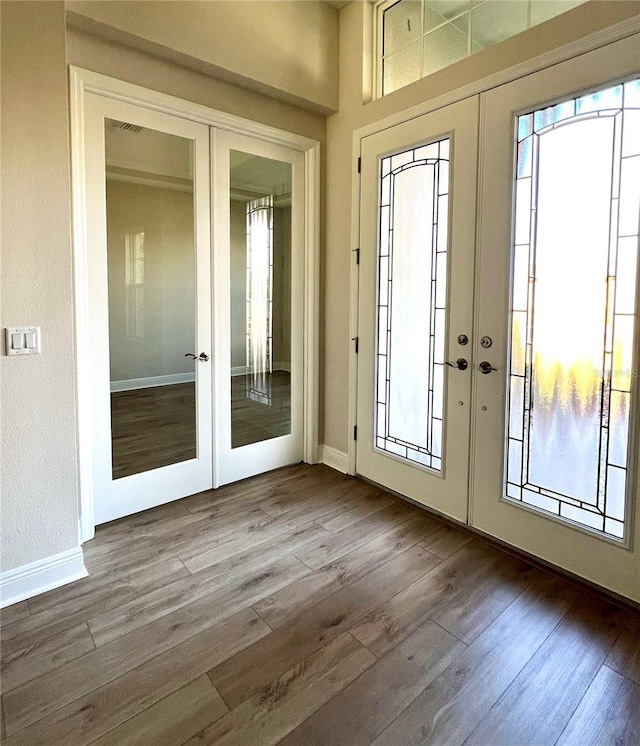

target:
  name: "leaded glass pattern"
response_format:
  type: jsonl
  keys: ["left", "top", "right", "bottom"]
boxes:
{"left": 375, "top": 138, "right": 450, "bottom": 471}
{"left": 505, "top": 79, "right": 640, "bottom": 540}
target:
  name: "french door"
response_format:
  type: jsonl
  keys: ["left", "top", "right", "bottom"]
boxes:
{"left": 82, "top": 90, "right": 307, "bottom": 527}
{"left": 356, "top": 35, "right": 640, "bottom": 602}
{"left": 356, "top": 97, "right": 478, "bottom": 523}
{"left": 84, "top": 94, "right": 213, "bottom": 526}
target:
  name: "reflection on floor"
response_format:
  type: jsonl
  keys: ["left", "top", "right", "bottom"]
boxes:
{"left": 110, "top": 371, "right": 291, "bottom": 479}
{"left": 231, "top": 370, "right": 291, "bottom": 449}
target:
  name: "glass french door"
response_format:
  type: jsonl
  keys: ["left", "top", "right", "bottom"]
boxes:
{"left": 212, "top": 131, "right": 305, "bottom": 486}
{"left": 472, "top": 35, "right": 640, "bottom": 603}
{"left": 84, "top": 94, "right": 213, "bottom": 525}
{"left": 356, "top": 97, "right": 479, "bottom": 522}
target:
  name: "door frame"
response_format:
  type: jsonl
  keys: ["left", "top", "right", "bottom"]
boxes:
{"left": 70, "top": 67, "right": 320, "bottom": 542}
{"left": 348, "top": 15, "right": 640, "bottom": 476}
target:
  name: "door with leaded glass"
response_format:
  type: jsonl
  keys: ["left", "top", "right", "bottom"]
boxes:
{"left": 472, "top": 35, "right": 640, "bottom": 603}
{"left": 356, "top": 97, "right": 479, "bottom": 522}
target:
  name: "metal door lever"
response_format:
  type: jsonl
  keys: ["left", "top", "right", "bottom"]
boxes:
{"left": 185, "top": 352, "right": 210, "bottom": 362}
{"left": 478, "top": 361, "right": 498, "bottom": 374}
{"left": 445, "top": 358, "right": 468, "bottom": 370}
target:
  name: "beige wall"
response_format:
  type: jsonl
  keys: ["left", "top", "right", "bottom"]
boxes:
{"left": 1, "top": 2, "right": 80, "bottom": 571}
{"left": 66, "top": 0, "right": 340, "bottom": 114}
{"left": 106, "top": 180, "right": 196, "bottom": 382}
{"left": 322, "top": 0, "right": 640, "bottom": 455}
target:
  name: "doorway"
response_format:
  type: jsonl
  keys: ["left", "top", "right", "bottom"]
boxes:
{"left": 71, "top": 69, "right": 320, "bottom": 537}
{"left": 355, "top": 36, "right": 640, "bottom": 602}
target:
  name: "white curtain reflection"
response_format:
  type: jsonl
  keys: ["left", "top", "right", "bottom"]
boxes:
{"left": 246, "top": 196, "right": 273, "bottom": 405}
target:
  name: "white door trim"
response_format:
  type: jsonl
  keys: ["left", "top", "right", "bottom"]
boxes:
{"left": 348, "top": 14, "right": 640, "bottom": 477}
{"left": 70, "top": 67, "right": 320, "bottom": 542}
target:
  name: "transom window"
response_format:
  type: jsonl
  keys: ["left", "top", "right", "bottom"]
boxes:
{"left": 377, "top": 0, "right": 586, "bottom": 97}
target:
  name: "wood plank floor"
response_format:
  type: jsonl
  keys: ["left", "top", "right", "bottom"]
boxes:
{"left": 1, "top": 464, "right": 639, "bottom": 745}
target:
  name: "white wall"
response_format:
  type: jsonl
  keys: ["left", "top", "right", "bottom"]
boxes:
{"left": 322, "top": 0, "right": 640, "bottom": 455}
{"left": 1, "top": 2, "right": 80, "bottom": 571}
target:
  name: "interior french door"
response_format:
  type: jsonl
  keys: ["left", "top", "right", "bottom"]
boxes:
{"left": 212, "top": 131, "right": 305, "bottom": 486}
{"left": 84, "top": 94, "right": 213, "bottom": 525}
{"left": 356, "top": 34, "right": 640, "bottom": 602}
{"left": 356, "top": 97, "right": 479, "bottom": 523}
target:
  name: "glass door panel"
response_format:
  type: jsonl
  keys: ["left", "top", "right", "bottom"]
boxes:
{"left": 213, "top": 132, "right": 304, "bottom": 487}
{"left": 506, "top": 81, "right": 640, "bottom": 540}
{"left": 356, "top": 97, "right": 478, "bottom": 522}
{"left": 105, "top": 120, "right": 198, "bottom": 479}
{"left": 229, "top": 151, "right": 293, "bottom": 448}
{"left": 85, "top": 93, "right": 212, "bottom": 526}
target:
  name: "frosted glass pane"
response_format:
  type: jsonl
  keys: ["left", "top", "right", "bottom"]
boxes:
{"left": 619, "top": 156, "right": 640, "bottom": 237}
{"left": 388, "top": 165, "right": 434, "bottom": 449}
{"left": 624, "top": 79, "right": 640, "bottom": 108}
{"left": 471, "top": 0, "right": 527, "bottom": 49}
{"left": 383, "top": 41, "right": 422, "bottom": 95}
{"left": 622, "top": 111, "right": 640, "bottom": 157}
{"left": 530, "top": 0, "right": 583, "bottom": 25}
{"left": 423, "top": 21, "right": 468, "bottom": 77}
{"left": 384, "top": 0, "right": 422, "bottom": 56}
{"left": 615, "top": 238, "right": 638, "bottom": 315}
{"left": 425, "top": 0, "right": 472, "bottom": 21}
{"left": 517, "top": 137, "right": 532, "bottom": 178}
{"left": 375, "top": 140, "right": 450, "bottom": 471}
{"left": 506, "top": 79, "right": 639, "bottom": 541}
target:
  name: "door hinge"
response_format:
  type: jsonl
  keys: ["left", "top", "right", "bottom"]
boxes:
{"left": 357, "top": 157, "right": 361, "bottom": 174}
{"left": 354, "top": 248, "right": 360, "bottom": 265}
{"left": 353, "top": 425, "right": 358, "bottom": 441}
{"left": 353, "top": 336, "right": 359, "bottom": 354}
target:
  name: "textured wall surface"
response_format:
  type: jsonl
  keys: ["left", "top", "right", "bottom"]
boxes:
{"left": 1, "top": 2, "right": 80, "bottom": 571}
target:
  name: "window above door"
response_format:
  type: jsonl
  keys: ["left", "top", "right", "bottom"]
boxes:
{"left": 376, "top": 0, "right": 586, "bottom": 97}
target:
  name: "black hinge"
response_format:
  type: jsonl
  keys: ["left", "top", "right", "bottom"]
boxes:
{"left": 353, "top": 425, "right": 358, "bottom": 441}
{"left": 354, "top": 337, "right": 359, "bottom": 354}
{"left": 357, "top": 157, "right": 361, "bottom": 174}
{"left": 353, "top": 248, "right": 360, "bottom": 265}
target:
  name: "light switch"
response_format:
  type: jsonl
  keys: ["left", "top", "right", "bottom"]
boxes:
{"left": 5, "top": 327, "right": 41, "bottom": 356}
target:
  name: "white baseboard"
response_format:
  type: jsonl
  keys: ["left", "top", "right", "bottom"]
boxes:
{"left": 320, "top": 444, "right": 349, "bottom": 474}
{"left": 110, "top": 372, "right": 196, "bottom": 392}
{"left": 231, "top": 363, "right": 292, "bottom": 378}
{"left": 0, "top": 547, "right": 88, "bottom": 609}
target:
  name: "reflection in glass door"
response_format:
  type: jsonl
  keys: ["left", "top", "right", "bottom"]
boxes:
{"left": 105, "top": 119, "right": 198, "bottom": 479}
{"left": 229, "top": 152, "right": 293, "bottom": 448}
{"left": 214, "top": 133, "right": 304, "bottom": 486}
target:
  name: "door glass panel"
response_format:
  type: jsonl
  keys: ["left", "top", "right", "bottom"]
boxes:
{"left": 229, "top": 151, "right": 292, "bottom": 448}
{"left": 375, "top": 138, "right": 450, "bottom": 472}
{"left": 105, "top": 119, "right": 197, "bottom": 479}
{"left": 505, "top": 79, "right": 640, "bottom": 539}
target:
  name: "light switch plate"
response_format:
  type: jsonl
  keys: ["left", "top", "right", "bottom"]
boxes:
{"left": 5, "top": 327, "right": 41, "bottom": 356}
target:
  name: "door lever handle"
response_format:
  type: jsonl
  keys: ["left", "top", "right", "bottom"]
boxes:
{"left": 478, "top": 361, "right": 498, "bottom": 374}
{"left": 185, "top": 352, "right": 209, "bottom": 362}
{"left": 445, "top": 358, "right": 468, "bottom": 371}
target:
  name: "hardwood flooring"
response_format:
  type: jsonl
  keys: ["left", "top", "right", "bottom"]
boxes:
{"left": 1, "top": 464, "right": 639, "bottom": 745}
{"left": 111, "top": 372, "right": 291, "bottom": 478}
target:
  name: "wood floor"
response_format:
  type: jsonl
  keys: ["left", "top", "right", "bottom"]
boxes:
{"left": 111, "top": 373, "right": 291, "bottom": 478}
{"left": 1, "top": 464, "right": 639, "bottom": 745}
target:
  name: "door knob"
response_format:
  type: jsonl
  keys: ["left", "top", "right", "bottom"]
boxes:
{"left": 185, "top": 352, "right": 209, "bottom": 362}
{"left": 445, "top": 358, "right": 468, "bottom": 371}
{"left": 478, "top": 361, "right": 498, "bottom": 374}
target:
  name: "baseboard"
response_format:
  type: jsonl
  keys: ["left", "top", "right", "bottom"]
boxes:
{"left": 110, "top": 372, "right": 196, "bottom": 392}
{"left": 320, "top": 444, "right": 349, "bottom": 474}
{"left": 231, "top": 364, "right": 292, "bottom": 378}
{"left": 0, "top": 547, "right": 88, "bottom": 608}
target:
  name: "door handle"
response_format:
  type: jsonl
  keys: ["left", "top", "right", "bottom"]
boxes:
{"left": 445, "top": 358, "right": 468, "bottom": 371}
{"left": 478, "top": 361, "right": 498, "bottom": 374}
{"left": 185, "top": 352, "right": 209, "bottom": 362}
